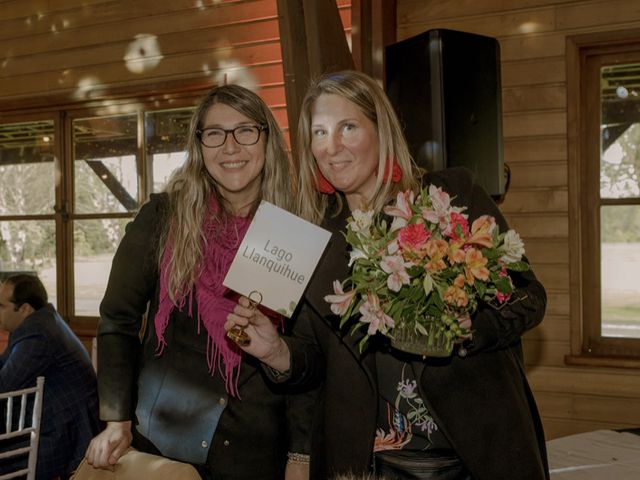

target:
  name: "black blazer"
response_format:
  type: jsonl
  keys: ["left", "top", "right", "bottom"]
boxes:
{"left": 98, "top": 194, "right": 312, "bottom": 479}
{"left": 283, "top": 168, "right": 549, "bottom": 480}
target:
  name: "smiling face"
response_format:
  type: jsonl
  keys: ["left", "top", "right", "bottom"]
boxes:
{"left": 200, "top": 102, "right": 266, "bottom": 215}
{"left": 310, "top": 93, "right": 380, "bottom": 211}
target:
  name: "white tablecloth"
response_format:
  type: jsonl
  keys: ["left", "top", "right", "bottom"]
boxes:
{"left": 548, "top": 429, "right": 640, "bottom": 479}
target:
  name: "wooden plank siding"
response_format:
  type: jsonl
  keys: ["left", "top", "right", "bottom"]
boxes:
{"left": 397, "top": 0, "right": 640, "bottom": 439}
{"left": 0, "top": 0, "right": 352, "bottom": 122}
{"left": 0, "top": 1, "right": 280, "bottom": 114}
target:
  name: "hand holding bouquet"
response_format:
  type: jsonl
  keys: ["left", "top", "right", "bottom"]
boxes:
{"left": 325, "top": 184, "right": 530, "bottom": 356}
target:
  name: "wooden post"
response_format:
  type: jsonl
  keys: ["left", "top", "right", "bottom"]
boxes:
{"left": 276, "top": 0, "right": 354, "bottom": 155}
{"left": 352, "top": 0, "right": 396, "bottom": 84}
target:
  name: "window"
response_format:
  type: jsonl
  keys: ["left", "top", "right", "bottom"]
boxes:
{"left": 0, "top": 118, "right": 58, "bottom": 301}
{"left": 0, "top": 98, "right": 198, "bottom": 332}
{"left": 568, "top": 31, "right": 640, "bottom": 364}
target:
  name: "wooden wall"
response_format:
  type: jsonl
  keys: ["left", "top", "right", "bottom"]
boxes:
{"left": 0, "top": 0, "right": 351, "bottom": 137}
{"left": 397, "top": 0, "right": 640, "bottom": 439}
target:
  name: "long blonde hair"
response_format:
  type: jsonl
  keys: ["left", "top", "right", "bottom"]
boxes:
{"left": 295, "top": 70, "right": 420, "bottom": 224}
{"left": 159, "top": 84, "right": 292, "bottom": 301}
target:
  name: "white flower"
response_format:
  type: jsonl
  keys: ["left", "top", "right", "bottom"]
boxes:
{"left": 384, "top": 191, "right": 414, "bottom": 221}
{"left": 422, "top": 184, "right": 465, "bottom": 232}
{"left": 359, "top": 292, "right": 395, "bottom": 335}
{"left": 324, "top": 280, "right": 356, "bottom": 316}
{"left": 380, "top": 255, "right": 412, "bottom": 292}
{"left": 389, "top": 215, "right": 408, "bottom": 232}
{"left": 387, "top": 239, "right": 400, "bottom": 255}
{"left": 348, "top": 248, "right": 368, "bottom": 267}
{"left": 500, "top": 230, "right": 525, "bottom": 263}
{"left": 348, "top": 209, "right": 375, "bottom": 234}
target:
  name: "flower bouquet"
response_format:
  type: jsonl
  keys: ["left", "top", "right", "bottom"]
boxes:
{"left": 324, "top": 185, "right": 530, "bottom": 357}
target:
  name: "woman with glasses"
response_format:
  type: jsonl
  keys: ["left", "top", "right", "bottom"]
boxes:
{"left": 85, "top": 85, "right": 312, "bottom": 480}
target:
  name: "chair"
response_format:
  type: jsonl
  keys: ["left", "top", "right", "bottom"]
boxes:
{"left": 0, "top": 376, "right": 45, "bottom": 480}
{"left": 70, "top": 449, "right": 201, "bottom": 480}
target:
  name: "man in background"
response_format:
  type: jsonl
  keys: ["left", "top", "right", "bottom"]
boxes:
{"left": 0, "top": 274, "right": 100, "bottom": 479}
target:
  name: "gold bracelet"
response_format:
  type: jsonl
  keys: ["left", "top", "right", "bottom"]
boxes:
{"left": 287, "top": 452, "right": 311, "bottom": 464}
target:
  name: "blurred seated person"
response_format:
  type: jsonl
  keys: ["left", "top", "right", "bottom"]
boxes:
{"left": 0, "top": 274, "right": 100, "bottom": 480}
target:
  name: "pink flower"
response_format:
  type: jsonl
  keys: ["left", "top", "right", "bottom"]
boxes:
{"left": 422, "top": 185, "right": 453, "bottom": 230}
{"left": 445, "top": 212, "right": 470, "bottom": 240}
{"left": 496, "top": 290, "right": 512, "bottom": 304}
{"left": 380, "top": 255, "right": 412, "bottom": 292}
{"left": 428, "top": 184, "right": 452, "bottom": 213}
{"left": 359, "top": 292, "right": 395, "bottom": 336}
{"left": 324, "top": 280, "right": 355, "bottom": 316}
{"left": 398, "top": 223, "right": 431, "bottom": 255}
{"left": 454, "top": 313, "right": 473, "bottom": 343}
{"left": 457, "top": 313, "right": 472, "bottom": 331}
{"left": 495, "top": 267, "right": 514, "bottom": 304}
{"left": 384, "top": 190, "right": 414, "bottom": 231}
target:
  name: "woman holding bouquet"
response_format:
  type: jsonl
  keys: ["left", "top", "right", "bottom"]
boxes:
{"left": 226, "top": 71, "right": 549, "bottom": 480}
{"left": 85, "top": 84, "right": 312, "bottom": 480}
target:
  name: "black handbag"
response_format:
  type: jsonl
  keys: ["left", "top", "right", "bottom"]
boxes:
{"left": 374, "top": 449, "right": 472, "bottom": 480}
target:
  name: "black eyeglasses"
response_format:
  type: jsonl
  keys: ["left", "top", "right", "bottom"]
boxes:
{"left": 196, "top": 125, "right": 268, "bottom": 148}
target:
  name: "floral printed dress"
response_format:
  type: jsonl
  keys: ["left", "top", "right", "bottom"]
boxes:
{"left": 374, "top": 349, "right": 452, "bottom": 453}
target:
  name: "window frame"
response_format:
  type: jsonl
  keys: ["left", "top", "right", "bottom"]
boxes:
{"left": 0, "top": 89, "right": 206, "bottom": 335}
{"left": 567, "top": 29, "right": 640, "bottom": 367}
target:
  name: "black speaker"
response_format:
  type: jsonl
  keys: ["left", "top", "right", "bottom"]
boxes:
{"left": 385, "top": 29, "right": 505, "bottom": 196}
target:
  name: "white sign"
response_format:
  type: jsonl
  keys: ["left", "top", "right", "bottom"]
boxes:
{"left": 224, "top": 201, "right": 331, "bottom": 317}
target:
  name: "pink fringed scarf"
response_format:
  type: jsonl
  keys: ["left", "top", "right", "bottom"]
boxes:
{"left": 154, "top": 196, "right": 251, "bottom": 397}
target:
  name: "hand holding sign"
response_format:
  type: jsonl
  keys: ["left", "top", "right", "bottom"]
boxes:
{"left": 223, "top": 201, "right": 331, "bottom": 345}
{"left": 226, "top": 290, "right": 262, "bottom": 346}
{"left": 224, "top": 296, "right": 292, "bottom": 371}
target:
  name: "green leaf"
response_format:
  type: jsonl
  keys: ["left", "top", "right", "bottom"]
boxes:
{"left": 423, "top": 274, "right": 434, "bottom": 296}
{"left": 483, "top": 247, "right": 500, "bottom": 260}
{"left": 506, "top": 261, "right": 530, "bottom": 272}
{"left": 358, "top": 334, "right": 370, "bottom": 353}
{"left": 408, "top": 265, "right": 423, "bottom": 277}
{"left": 415, "top": 322, "right": 428, "bottom": 336}
{"left": 495, "top": 276, "right": 513, "bottom": 293}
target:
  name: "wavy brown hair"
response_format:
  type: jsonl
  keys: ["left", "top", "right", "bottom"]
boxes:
{"left": 295, "top": 70, "right": 420, "bottom": 224}
{"left": 159, "top": 84, "right": 292, "bottom": 301}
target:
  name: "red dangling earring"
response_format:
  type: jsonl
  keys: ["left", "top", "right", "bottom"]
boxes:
{"left": 315, "top": 167, "right": 336, "bottom": 194}
{"left": 376, "top": 156, "right": 403, "bottom": 183}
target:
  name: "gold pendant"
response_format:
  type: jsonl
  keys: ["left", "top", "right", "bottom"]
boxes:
{"left": 226, "top": 327, "right": 251, "bottom": 346}
{"left": 226, "top": 290, "right": 263, "bottom": 347}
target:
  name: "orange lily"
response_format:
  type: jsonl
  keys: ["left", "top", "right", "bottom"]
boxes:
{"left": 466, "top": 215, "right": 496, "bottom": 248}
{"left": 464, "top": 248, "right": 489, "bottom": 285}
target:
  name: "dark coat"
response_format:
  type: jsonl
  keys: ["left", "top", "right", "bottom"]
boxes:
{"left": 283, "top": 168, "right": 549, "bottom": 480}
{"left": 98, "top": 193, "right": 312, "bottom": 479}
{"left": 0, "top": 304, "right": 100, "bottom": 479}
